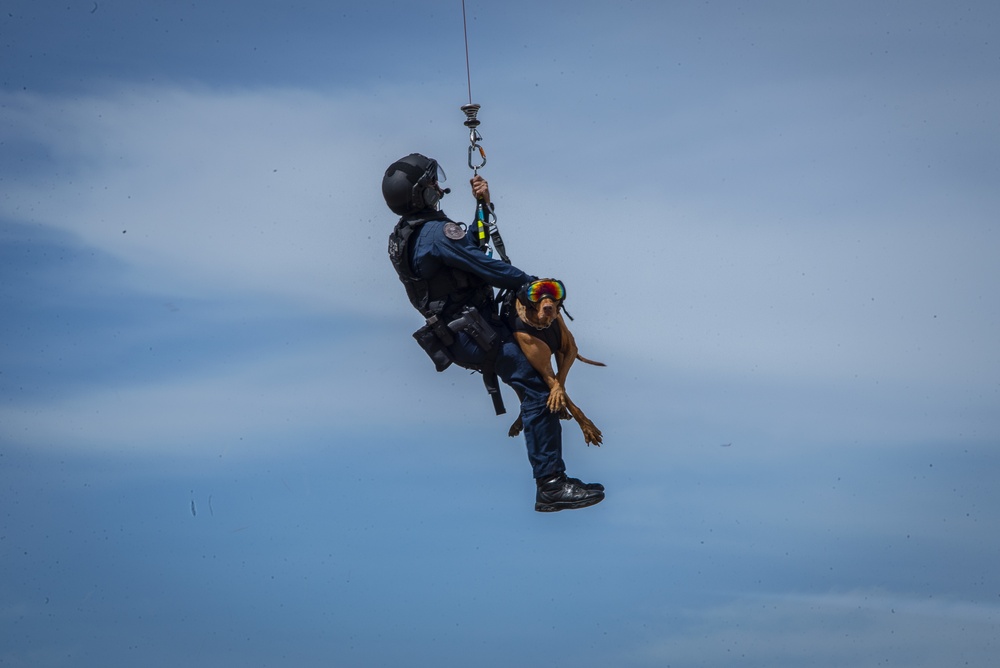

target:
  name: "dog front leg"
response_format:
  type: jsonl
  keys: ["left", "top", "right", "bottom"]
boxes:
{"left": 565, "top": 398, "right": 603, "bottom": 447}
{"left": 514, "top": 331, "right": 567, "bottom": 413}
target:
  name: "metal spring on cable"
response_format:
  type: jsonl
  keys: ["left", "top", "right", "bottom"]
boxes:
{"left": 461, "top": 103, "right": 481, "bottom": 129}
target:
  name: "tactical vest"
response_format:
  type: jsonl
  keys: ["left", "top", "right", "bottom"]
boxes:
{"left": 388, "top": 212, "right": 494, "bottom": 320}
{"left": 388, "top": 211, "right": 508, "bottom": 415}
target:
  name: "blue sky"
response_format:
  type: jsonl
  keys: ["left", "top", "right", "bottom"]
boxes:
{"left": 2, "top": 1, "right": 999, "bottom": 666}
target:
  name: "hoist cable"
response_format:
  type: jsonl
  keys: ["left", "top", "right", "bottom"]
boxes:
{"left": 461, "top": 0, "right": 473, "bottom": 105}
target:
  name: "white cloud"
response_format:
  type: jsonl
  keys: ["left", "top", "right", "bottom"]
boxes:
{"left": 0, "top": 325, "right": 446, "bottom": 459}
{"left": 1, "top": 84, "right": 454, "bottom": 314}
{"left": 2, "top": 78, "right": 997, "bottom": 458}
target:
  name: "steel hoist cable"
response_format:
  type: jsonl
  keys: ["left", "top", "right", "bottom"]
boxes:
{"left": 462, "top": 0, "right": 474, "bottom": 106}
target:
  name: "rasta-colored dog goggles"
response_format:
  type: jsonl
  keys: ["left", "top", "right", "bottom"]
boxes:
{"left": 521, "top": 279, "right": 566, "bottom": 304}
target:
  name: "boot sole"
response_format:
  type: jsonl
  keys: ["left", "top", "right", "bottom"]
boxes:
{"left": 535, "top": 492, "right": 605, "bottom": 513}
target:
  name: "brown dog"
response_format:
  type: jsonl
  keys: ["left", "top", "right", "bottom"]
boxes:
{"left": 507, "top": 283, "right": 605, "bottom": 446}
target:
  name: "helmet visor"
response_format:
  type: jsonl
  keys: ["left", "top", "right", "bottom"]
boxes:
{"left": 428, "top": 160, "right": 446, "bottom": 185}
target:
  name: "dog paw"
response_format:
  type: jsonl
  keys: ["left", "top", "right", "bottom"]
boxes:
{"left": 579, "top": 419, "right": 603, "bottom": 447}
{"left": 546, "top": 387, "right": 568, "bottom": 413}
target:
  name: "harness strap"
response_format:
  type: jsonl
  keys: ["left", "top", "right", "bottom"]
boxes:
{"left": 480, "top": 346, "right": 506, "bottom": 416}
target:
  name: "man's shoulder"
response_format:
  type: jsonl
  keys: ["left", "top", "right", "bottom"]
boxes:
{"left": 419, "top": 217, "right": 470, "bottom": 244}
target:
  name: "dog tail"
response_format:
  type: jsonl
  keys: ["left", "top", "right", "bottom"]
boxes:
{"left": 576, "top": 354, "right": 606, "bottom": 367}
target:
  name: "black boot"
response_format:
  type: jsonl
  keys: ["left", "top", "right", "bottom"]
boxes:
{"left": 535, "top": 473, "right": 605, "bottom": 512}
{"left": 566, "top": 476, "right": 604, "bottom": 492}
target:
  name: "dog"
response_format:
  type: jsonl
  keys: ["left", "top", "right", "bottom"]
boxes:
{"left": 507, "top": 279, "right": 605, "bottom": 446}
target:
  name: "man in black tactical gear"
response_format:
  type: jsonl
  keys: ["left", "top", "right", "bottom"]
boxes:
{"left": 384, "top": 153, "right": 604, "bottom": 512}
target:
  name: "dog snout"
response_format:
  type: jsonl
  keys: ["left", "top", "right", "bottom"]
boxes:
{"left": 536, "top": 298, "right": 559, "bottom": 324}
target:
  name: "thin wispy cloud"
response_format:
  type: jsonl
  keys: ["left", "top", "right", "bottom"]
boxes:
{"left": 642, "top": 590, "right": 1000, "bottom": 667}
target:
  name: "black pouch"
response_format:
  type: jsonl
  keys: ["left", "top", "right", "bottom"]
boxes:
{"left": 412, "top": 317, "right": 454, "bottom": 372}
{"left": 412, "top": 307, "right": 498, "bottom": 373}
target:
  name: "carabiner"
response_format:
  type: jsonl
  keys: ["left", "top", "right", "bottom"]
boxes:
{"left": 468, "top": 139, "right": 487, "bottom": 172}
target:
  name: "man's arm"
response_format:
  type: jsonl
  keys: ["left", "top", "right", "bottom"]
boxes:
{"left": 440, "top": 174, "right": 531, "bottom": 289}
{"left": 437, "top": 233, "right": 532, "bottom": 289}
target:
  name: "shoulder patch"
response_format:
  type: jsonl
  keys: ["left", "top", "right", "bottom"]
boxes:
{"left": 443, "top": 222, "right": 466, "bottom": 241}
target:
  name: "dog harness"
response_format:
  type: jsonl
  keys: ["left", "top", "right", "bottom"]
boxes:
{"left": 511, "top": 313, "right": 563, "bottom": 355}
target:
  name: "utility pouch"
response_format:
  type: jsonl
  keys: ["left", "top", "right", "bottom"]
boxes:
{"left": 448, "top": 306, "right": 497, "bottom": 352}
{"left": 412, "top": 307, "right": 498, "bottom": 374}
{"left": 412, "top": 317, "right": 454, "bottom": 372}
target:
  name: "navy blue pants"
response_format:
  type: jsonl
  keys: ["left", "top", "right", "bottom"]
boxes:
{"left": 449, "top": 325, "right": 565, "bottom": 480}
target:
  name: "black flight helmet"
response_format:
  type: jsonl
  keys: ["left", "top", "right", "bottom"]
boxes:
{"left": 381, "top": 153, "right": 448, "bottom": 215}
